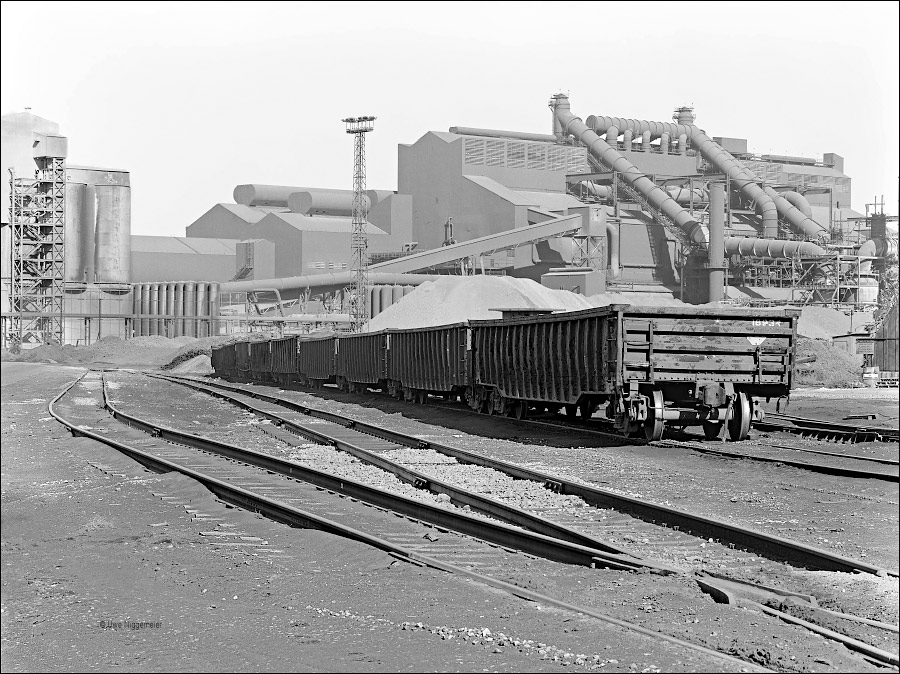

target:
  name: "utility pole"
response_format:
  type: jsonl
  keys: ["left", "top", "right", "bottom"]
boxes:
{"left": 342, "top": 115, "right": 375, "bottom": 332}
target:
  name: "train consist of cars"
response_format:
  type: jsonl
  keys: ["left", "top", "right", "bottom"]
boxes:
{"left": 211, "top": 304, "right": 801, "bottom": 441}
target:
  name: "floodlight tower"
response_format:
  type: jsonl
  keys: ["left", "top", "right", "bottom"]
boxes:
{"left": 342, "top": 115, "right": 376, "bottom": 332}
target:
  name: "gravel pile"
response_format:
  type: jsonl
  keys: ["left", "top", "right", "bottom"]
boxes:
{"left": 2, "top": 335, "right": 194, "bottom": 366}
{"left": 795, "top": 337, "right": 865, "bottom": 387}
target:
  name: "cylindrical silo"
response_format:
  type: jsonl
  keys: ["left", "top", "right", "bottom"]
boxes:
{"left": 392, "top": 284, "right": 403, "bottom": 305}
{"left": 140, "top": 284, "right": 150, "bottom": 336}
{"left": 371, "top": 285, "right": 381, "bottom": 317}
{"left": 174, "top": 282, "right": 185, "bottom": 337}
{"left": 149, "top": 283, "right": 160, "bottom": 336}
{"left": 402, "top": 285, "right": 415, "bottom": 296}
{"left": 164, "top": 283, "right": 176, "bottom": 338}
{"left": 208, "top": 283, "right": 220, "bottom": 336}
{"left": 93, "top": 184, "right": 131, "bottom": 283}
{"left": 132, "top": 284, "right": 142, "bottom": 336}
{"left": 196, "top": 283, "right": 208, "bottom": 337}
{"left": 183, "top": 282, "right": 197, "bottom": 337}
{"left": 380, "top": 285, "right": 392, "bottom": 313}
{"left": 64, "top": 182, "right": 88, "bottom": 282}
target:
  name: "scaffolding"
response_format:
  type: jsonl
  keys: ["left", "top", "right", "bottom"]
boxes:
{"left": 7, "top": 154, "right": 67, "bottom": 350}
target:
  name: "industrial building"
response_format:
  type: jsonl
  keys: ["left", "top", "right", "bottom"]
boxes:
{"left": 1, "top": 96, "right": 897, "bottom": 359}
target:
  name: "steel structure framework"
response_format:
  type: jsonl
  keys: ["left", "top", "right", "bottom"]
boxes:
{"left": 8, "top": 158, "right": 66, "bottom": 349}
{"left": 343, "top": 115, "right": 375, "bottom": 332}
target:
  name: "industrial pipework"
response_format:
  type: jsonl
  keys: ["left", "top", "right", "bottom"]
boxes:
{"left": 579, "top": 107, "right": 829, "bottom": 242}
{"left": 550, "top": 94, "right": 709, "bottom": 248}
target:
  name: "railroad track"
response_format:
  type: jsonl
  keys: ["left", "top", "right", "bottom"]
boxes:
{"left": 51, "top": 371, "right": 780, "bottom": 671}
{"left": 149, "top": 373, "right": 900, "bottom": 666}
{"left": 159, "top": 373, "right": 898, "bottom": 576}
{"left": 757, "top": 413, "right": 900, "bottom": 444}
{"left": 53, "top": 371, "right": 900, "bottom": 667}
{"left": 652, "top": 438, "right": 899, "bottom": 483}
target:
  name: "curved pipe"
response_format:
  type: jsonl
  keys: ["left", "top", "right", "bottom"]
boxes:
{"left": 724, "top": 238, "right": 827, "bottom": 258}
{"left": 666, "top": 187, "right": 708, "bottom": 204}
{"left": 574, "top": 181, "right": 613, "bottom": 199}
{"left": 555, "top": 105, "right": 708, "bottom": 247}
{"left": 781, "top": 191, "right": 812, "bottom": 219}
{"left": 606, "top": 218, "right": 620, "bottom": 278}
{"left": 857, "top": 238, "right": 898, "bottom": 274}
{"left": 582, "top": 114, "right": 830, "bottom": 241}
{"left": 762, "top": 186, "right": 827, "bottom": 239}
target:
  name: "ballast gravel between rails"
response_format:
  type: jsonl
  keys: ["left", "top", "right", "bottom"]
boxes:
{"left": 47, "top": 374, "right": 769, "bottom": 673}
{"left": 149, "top": 373, "right": 680, "bottom": 573}
{"left": 162, "top": 374, "right": 899, "bottom": 578}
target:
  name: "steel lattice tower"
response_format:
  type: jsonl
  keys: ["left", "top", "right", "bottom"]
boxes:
{"left": 343, "top": 115, "right": 375, "bottom": 332}
{"left": 8, "top": 155, "right": 67, "bottom": 349}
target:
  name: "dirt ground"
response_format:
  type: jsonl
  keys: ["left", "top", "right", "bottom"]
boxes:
{"left": 3, "top": 362, "right": 898, "bottom": 672}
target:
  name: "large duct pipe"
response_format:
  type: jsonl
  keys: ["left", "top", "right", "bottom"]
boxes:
{"left": 708, "top": 184, "right": 726, "bottom": 302}
{"left": 553, "top": 98, "right": 708, "bottom": 247}
{"left": 781, "top": 191, "right": 812, "bottom": 219}
{"left": 287, "top": 189, "right": 366, "bottom": 216}
{"left": 762, "top": 186, "right": 827, "bottom": 239}
{"left": 575, "top": 181, "right": 613, "bottom": 199}
{"left": 581, "top": 114, "right": 825, "bottom": 241}
{"left": 667, "top": 187, "right": 708, "bottom": 204}
{"left": 606, "top": 219, "right": 620, "bottom": 279}
{"left": 687, "top": 129, "right": 780, "bottom": 238}
{"left": 233, "top": 184, "right": 318, "bottom": 208}
{"left": 449, "top": 126, "right": 558, "bottom": 143}
{"left": 678, "top": 133, "right": 688, "bottom": 156}
{"left": 660, "top": 132, "right": 669, "bottom": 155}
{"left": 606, "top": 126, "right": 619, "bottom": 146}
{"left": 857, "top": 238, "right": 899, "bottom": 274}
{"left": 724, "top": 238, "right": 827, "bottom": 257}
{"left": 623, "top": 129, "right": 633, "bottom": 151}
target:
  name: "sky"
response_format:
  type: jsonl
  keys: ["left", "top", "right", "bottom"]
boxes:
{"left": 1, "top": 0, "right": 898, "bottom": 237}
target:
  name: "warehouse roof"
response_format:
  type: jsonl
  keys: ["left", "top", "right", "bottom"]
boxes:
{"left": 131, "top": 235, "right": 239, "bottom": 254}
{"left": 255, "top": 212, "right": 388, "bottom": 235}
{"left": 218, "top": 203, "right": 287, "bottom": 222}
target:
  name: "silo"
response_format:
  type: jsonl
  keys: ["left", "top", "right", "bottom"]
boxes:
{"left": 164, "top": 283, "right": 176, "bottom": 338}
{"left": 196, "top": 283, "right": 208, "bottom": 337}
{"left": 208, "top": 283, "right": 220, "bottom": 336}
{"left": 380, "top": 286, "right": 393, "bottom": 313}
{"left": 392, "top": 284, "right": 404, "bottom": 305}
{"left": 93, "top": 184, "right": 131, "bottom": 283}
{"left": 371, "top": 286, "right": 381, "bottom": 317}
{"left": 184, "top": 282, "right": 197, "bottom": 337}
{"left": 174, "top": 282, "right": 185, "bottom": 337}
{"left": 139, "top": 284, "right": 150, "bottom": 336}
{"left": 402, "top": 285, "right": 415, "bottom": 296}
{"left": 149, "top": 283, "right": 160, "bottom": 336}
{"left": 64, "top": 182, "right": 87, "bottom": 282}
{"left": 132, "top": 284, "right": 142, "bottom": 334}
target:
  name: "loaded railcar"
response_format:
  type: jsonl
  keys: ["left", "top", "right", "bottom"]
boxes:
{"left": 234, "top": 340, "right": 252, "bottom": 379}
{"left": 335, "top": 331, "right": 388, "bottom": 393}
{"left": 211, "top": 342, "right": 236, "bottom": 378}
{"left": 386, "top": 323, "right": 470, "bottom": 402}
{"left": 297, "top": 336, "right": 337, "bottom": 387}
{"left": 270, "top": 336, "right": 299, "bottom": 385}
{"left": 249, "top": 340, "right": 273, "bottom": 381}
{"left": 468, "top": 304, "right": 800, "bottom": 441}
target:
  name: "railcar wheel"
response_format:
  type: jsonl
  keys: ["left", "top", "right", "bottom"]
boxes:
{"left": 416, "top": 390, "right": 428, "bottom": 405}
{"left": 702, "top": 421, "right": 723, "bottom": 440}
{"left": 513, "top": 400, "right": 528, "bottom": 420}
{"left": 565, "top": 404, "right": 578, "bottom": 418}
{"left": 728, "top": 391, "right": 752, "bottom": 441}
{"left": 643, "top": 390, "right": 666, "bottom": 441}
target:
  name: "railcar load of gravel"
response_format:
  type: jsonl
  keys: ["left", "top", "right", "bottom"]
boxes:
{"left": 365, "top": 276, "right": 690, "bottom": 332}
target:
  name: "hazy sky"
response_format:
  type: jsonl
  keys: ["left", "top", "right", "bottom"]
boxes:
{"left": 2, "top": 1, "right": 898, "bottom": 237}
